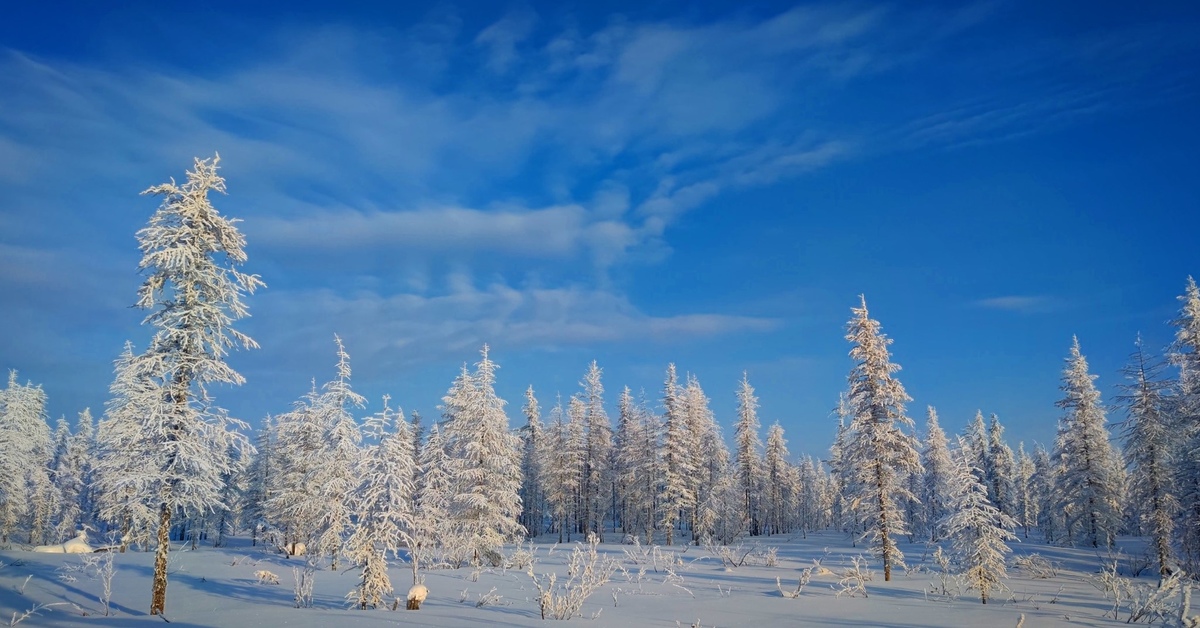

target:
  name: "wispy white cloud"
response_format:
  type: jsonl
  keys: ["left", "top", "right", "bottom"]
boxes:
{"left": 973, "top": 295, "right": 1061, "bottom": 314}
{"left": 248, "top": 282, "right": 780, "bottom": 371}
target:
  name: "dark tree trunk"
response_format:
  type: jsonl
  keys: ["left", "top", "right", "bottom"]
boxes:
{"left": 150, "top": 502, "right": 171, "bottom": 615}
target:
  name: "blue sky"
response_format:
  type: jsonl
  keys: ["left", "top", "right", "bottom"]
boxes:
{"left": 2, "top": 1, "right": 1198, "bottom": 455}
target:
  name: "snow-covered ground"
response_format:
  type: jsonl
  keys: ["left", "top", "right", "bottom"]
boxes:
{"left": 0, "top": 532, "right": 1169, "bottom": 627}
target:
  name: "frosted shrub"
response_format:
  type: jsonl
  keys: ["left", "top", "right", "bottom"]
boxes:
{"left": 505, "top": 543, "right": 538, "bottom": 571}
{"left": 528, "top": 535, "right": 619, "bottom": 619}
{"left": 1126, "top": 570, "right": 1186, "bottom": 624}
{"left": 56, "top": 552, "right": 116, "bottom": 616}
{"left": 834, "top": 555, "right": 872, "bottom": 598}
{"left": 777, "top": 558, "right": 823, "bottom": 599}
{"left": 702, "top": 539, "right": 755, "bottom": 569}
{"left": 1089, "top": 558, "right": 1132, "bottom": 620}
{"left": 1012, "top": 553, "right": 1058, "bottom": 579}
{"left": 293, "top": 564, "right": 316, "bottom": 608}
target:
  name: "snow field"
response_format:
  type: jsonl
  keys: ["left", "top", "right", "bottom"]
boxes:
{"left": 0, "top": 532, "right": 1174, "bottom": 627}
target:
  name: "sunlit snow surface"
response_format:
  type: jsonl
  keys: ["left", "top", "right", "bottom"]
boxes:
{"left": 0, "top": 532, "right": 1155, "bottom": 627}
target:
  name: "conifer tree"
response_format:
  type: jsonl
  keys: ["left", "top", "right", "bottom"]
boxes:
{"left": 442, "top": 346, "right": 524, "bottom": 562}
{"left": 579, "top": 362, "right": 612, "bottom": 538}
{"left": 659, "top": 364, "right": 696, "bottom": 545}
{"left": 842, "top": 296, "right": 922, "bottom": 581}
{"left": 1118, "top": 336, "right": 1175, "bottom": 575}
{"left": 414, "top": 423, "right": 454, "bottom": 561}
{"left": 986, "top": 414, "right": 1017, "bottom": 517}
{"left": 1052, "top": 337, "right": 1122, "bottom": 548}
{"left": 734, "top": 373, "right": 764, "bottom": 536}
{"left": 965, "top": 411, "right": 990, "bottom": 482}
{"left": 519, "top": 386, "right": 544, "bottom": 537}
{"left": 686, "top": 374, "right": 728, "bottom": 543}
{"left": 1030, "top": 443, "right": 1061, "bottom": 542}
{"left": 0, "top": 372, "right": 52, "bottom": 545}
{"left": 267, "top": 338, "right": 366, "bottom": 565}
{"left": 243, "top": 416, "right": 274, "bottom": 547}
{"left": 763, "top": 423, "right": 791, "bottom": 535}
{"left": 944, "top": 439, "right": 1017, "bottom": 604}
{"left": 94, "top": 343, "right": 161, "bottom": 551}
{"left": 50, "top": 416, "right": 81, "bottom": 539}
{"left": 347, "top": 395, "right": 417, "bottom": 607}
{"left": 612, "top": 387, "right": 636, "bottom": 535}
{"left": 618, "top": 391, "right": 661, "bottom": 544}
{"left": 828, "top": 396, "right": 850, "bottom": 535}
{"left": 1013, "top": 443, "right": 1037, "bottom": 538}
{"left": 921, "top": 407, "right": 954, "bottom": 541}
{"left": 120, "top": 154, "right": 261, "bottom": 615}
{"left": 1171, "top": 277, "right": 1200, "bottom": 572}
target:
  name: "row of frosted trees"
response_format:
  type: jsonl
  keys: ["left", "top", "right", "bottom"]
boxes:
{"left": 3, "top": 154, "right": 1200, "bottom": 613}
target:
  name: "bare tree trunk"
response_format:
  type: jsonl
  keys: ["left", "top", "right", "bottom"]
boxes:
{"left": 150, "top": 502, "right": 171, "bottom": 615}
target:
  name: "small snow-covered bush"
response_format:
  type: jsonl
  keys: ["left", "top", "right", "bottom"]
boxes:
{"left": 505, "top": 544, "right": 537, "bottom": 570}
{"left": 254, "top": 570, "right": 280, "bottom": 585}
{"left": 1011, "top": 553, "right": 1058, "bottom": 579}
{"left": 834, "top": 555, "right": 872, "bottom": 598}
{"left": 293, "top": 565, "right": 316, "bottom": 608}
{"left": 528, "top": 535, "right": 619, "bottom": 619}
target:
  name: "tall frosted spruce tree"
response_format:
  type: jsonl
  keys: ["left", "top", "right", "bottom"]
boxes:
{"left": 1170, "top": 277, "right": 1200, "bottom": 571}
{"left": 1052, "top": 337, "right": 1122, "bottom": 548}
{"left": 842, "top": 296, "right": 922, "bottom": 581}
{"left": 442, "top": 346, "right": 524, "bottom": 563}
{"left": 125, "top": 154, "right": 262, "bottom": 615}
{"left": 1117, "top": 335, "right": 1175, "bottom": 575}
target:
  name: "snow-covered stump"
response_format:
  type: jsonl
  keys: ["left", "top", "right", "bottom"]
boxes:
{"left": 407, "top": 583, "right": 428, "bottom": 610}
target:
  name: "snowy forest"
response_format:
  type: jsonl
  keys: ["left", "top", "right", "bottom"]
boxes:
{"left": 3, "top": 156, "right": 1200, "bottom": 627}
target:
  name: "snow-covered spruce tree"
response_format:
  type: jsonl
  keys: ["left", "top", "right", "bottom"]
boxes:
{"left": 0, "top": 372, "right": 53, "bottom": 545}
{"left": 270, "top": 337, "right": 365, "bottom": 569}
{"left": 1171, "top": 277, "right": 1200, "bottom": 573}
{"left": 122, "top": 154, "right": 261, "bottom": 615}
{"left": 763, "top": 423, "right": 791, "bottom": 535}
{"left": 346, "top": 395, "right": 417, "bottom": 608}
{"left": 519, "top": 386, "right": 544, "bottom": 538}
{"left": 612, "top": 386, "right": 636, "bottom": 535}
{"left": 828, "top": 396, "right": 852, "bottom": 537}
{"left": 618, "top": 391, "right": 661, "bottom": 544}
{"left": 796, "top": 456, "right": 821, "bottom": 536}
{"left": 1013, "top": 443, "right": 1037, "bottom": 538}
{"left": 47, "top": 417, "right": 76, "bottom": 540}
{"left": 1052, "top": 337, "right": 1122, "bottom": 548}
{"left": 901, "top": 432, "right": 925, "bottom": 542}
{"left": 539, "top": 398, "right": 575, "bottom": 542}
{"left": 414, "top": 422, "right": 455, "bottom": 565}
{"left": 687, "top": 375, "right": 732, "bottom": 543}
{"left": 579, "top": 361, "right": 612, "bottom": 539}
{"left": 1030, "top": 443, "right": 1062, "bottom": 543}
{"left": 242, "top": 416, "right": 274, "bottom": 548}
{"left": 921, "top": 407, "right": 955, "bottom": 542}
{"left": 842, "top": 296, "right": 923, "bottom": 581}
{"left": 734, "top": 373, "right": 765, "bottom": 536}
{"left": 965, "top": 411, "right": 990, "bottom": 484}
{"left": 210, "top": 441, "right": 249, "bottom": 548}
{"left": 944, "top": 438, "right": 1018, "bottom": 604}
{"left": 987, "top": 414, "right": 1017, "bottom": 517}
{"left": 566, "top": 395, "right": 587, "bottom": 535}
{"left": 442, "top": 346, "right": 524, "bottom": 563}
{"left": 93, "top": 342, "right": 162, "bottom": 552}
{"left": 1118, "top": 335, "right": 1176, "bottom": 575}
{"left": 70, "top": 409, "right": 97, "bottom": 532}
{"left": 659, "top": 364, "right": 697, "bottom": 546}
